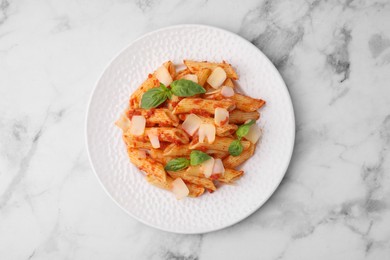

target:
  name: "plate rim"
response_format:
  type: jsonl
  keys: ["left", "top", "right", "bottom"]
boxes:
{"left": 85, "top": 24, "right": 296, "bottom": 234}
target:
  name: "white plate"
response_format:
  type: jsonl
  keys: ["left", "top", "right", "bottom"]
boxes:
{"left": 86, "top": 24, "right": 295, "bottom": 234}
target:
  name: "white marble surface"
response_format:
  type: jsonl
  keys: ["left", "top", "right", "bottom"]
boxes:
{"left": 0, "top": 0, "right": 389, "bottom": 259}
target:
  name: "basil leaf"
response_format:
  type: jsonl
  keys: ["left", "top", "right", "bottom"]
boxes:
{"left": 161, "top": 84, "right": 172, "bottom": 99}
{"left": 170, "top": 79, "right": 206, "bottom": 97}
{"left": 190, "top": 150, "right": 212, "bottom": 166}
{"left": 236, "top": 120, "right": 256, "bottom": 139}
{"left": 228, "top": 140, "right": 243, "bottom": 156}
{"left": 140, "top": 83, "right": 171, "bottom": 108}
{"left": 164, "top": 158, "right": 190, "bottom": 171}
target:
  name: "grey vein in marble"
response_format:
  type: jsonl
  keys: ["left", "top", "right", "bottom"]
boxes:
{"left": 0, "top": 0, "right": 9, "bottom": 26}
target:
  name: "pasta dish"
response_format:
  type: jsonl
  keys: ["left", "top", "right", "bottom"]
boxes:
{"left": 116, "top": 60, "right": 265, "bottom": 199}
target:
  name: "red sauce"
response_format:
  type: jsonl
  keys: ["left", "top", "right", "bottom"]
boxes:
{"left": 193, "top": 99, "right": 203, "bottom": 104}
{"left": 145, "top": 108, "right": 155, "bottom": 118}
{"left": 159, "top": 99, "right": 169, "bottom": 108}
{"left": 127, "top": 109, "right": 141, "bottom": 119}
{"left": 177, "top": 114, "right": 186, "bottom": 121}
{"left": 176, "top": 132, "right": 185, "bottom": 139}
{"left": 220, "top": 116, "right": 229, "bottom": 126}
{"left": 190, "top": 109, "right": 210, "bottom": 117}
{"left": 163, "top": 134, "right": 183, "bottom": 145}
{"left": 134, "top": 135, "right": 147, "bottom": 142}
{"left": 148, "top": 74, "right": 153, "bottom": 78}
{"left": 171, "top": 101, "right": 179, "bottom": 108}
{"left": 210, "top": 174, "right": 221, "bottom": 180}
{"left": 159, "top": 122, "right": 172, "bottom": 127}
{"left": 129, "top": 98, "right": 136, "bottom": 107}
{"left": 197, "top": 146, "right": 208, "bottom": 152}
{"left": 159, "top": 142, "right": 169, "bottom": 150}
{"left": 174, "top": 140, "right": 182, "bottom": 145}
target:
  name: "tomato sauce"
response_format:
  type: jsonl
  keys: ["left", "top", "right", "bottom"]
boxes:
{"left": 170, "top": 101, "right": 179, "bottom": 108}
{"left": 190, "top": 109, "right": 210, "bottom": 117}
{"left": 210, "top": 174, "right": 221, "bottom": 180}
{"left": 129, "top": 98, "right": 136, "bottom": 107}
{"left": 126, "top": 109, "right": 141, "bottom": 119}
{"left": 193, "top": 99, "right": 203, "bottom": 104}
{"left": 220, "top": 116, "right": 229, "bottom": 126}
{"left": 145, "top": 108, "right": 155, "bottom": 118}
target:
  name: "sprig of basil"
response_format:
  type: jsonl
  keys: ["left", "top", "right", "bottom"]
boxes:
{"left": 170, "top": 79, "right": 206, "bottom": 97}
{"left": 190, "top": 150, "right": 212, "bottom": 166}
{"left": 228, "top": 140, "right": 244, "bottom": 156}
{"left": 236, "top": 120, "right": 255, "bottom": 139}
{"left": 161, "top": 84, "right": 172, "bottom": 99}
{"left": 228, "top": 120, "right": 256, "bottom": 156}
{"left": 164, "top": 158, "right": 190, "bottom": 171}
{"left": 141, "top": 83, "right": 171, "bottom": 109}
{"left": 140, "top": 80, "right": 205, "bottom": 109}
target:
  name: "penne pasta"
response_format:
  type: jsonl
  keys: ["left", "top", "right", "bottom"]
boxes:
{"left": 117, "top": 60, "right": 267, "bottom": 198}
{"left": 146, "top": 174, "right": 172, "bottom": 190}
{"left": 167, "top": 170, "right": 216, "bottom": 191}
{"left": 218, "top": 169, "right": 244, "bottom": 183}
{"left": 128, "top": 148, "right": 166, "bottom": 182}
{"left": 189, "top": 136, "right": 251, "bottom": 152}
{"left": 203, "top": 83, "right": 216, "bottom": 93}
{"left": 195, "top": 68, "right": 211, "bottom": 86}
{"left": 148, "top": 149, "right": 173, "bottom": 164}
{"left": 185, "top": 182, "right": 206, "bottom": 197}
{"left": 222, "top": 78, "right": 235, "bottom": 88}
{"left": 174, "top": 68, "right": 191, "bottom": 80}
{"left": 184, "top": 60, "right": 238, "bottom": 80}
{"left": 231, "top": 93, "right": 266, "bottom": 112}
{"left": 211, "top": 150, "right": 230, "bottom": 159}
{"left": 205, "top": 92, "right": 265, "bottom": 112}
{"left": 130, "top": 127, "right": 189, "bottom": 144}
{"left": 123, "top": 134, "right": 153, "bottom": 149}
{"left": 183, "top": 165, "right": 229, "bottom": 179}
{"left": 163, "top": 143, "right": 191, "bottom": 157}
{"left": 129, "top": 75, "right": 160, "bottom": 108}
{"left": 223, "top": 143, "right": 256, "bottom": 168}
{"left": 183, "top": 165, "right": 203, "bottom": 177}
{"left": 229, "top": 110, "right": 260, "bottom": 124}
{"left": 179, "top": 114, "right": 237, "bottom": 137}
{"left": 146, "top": 174, "right": 205, "bottom": 197}
{"left": 127, "top": 108, "right": 179, "bottom": 127}
{"left": 173, "top": 98, "right": 235, "bottom": 115}
{"left": 167, "top": 95, "right": 181, "bottom": 111}
{"left": 181, "top": 165, "right": 242, "bottom": 185}
{"left": 163, "top": 60, "right": 176, "bottom": 79}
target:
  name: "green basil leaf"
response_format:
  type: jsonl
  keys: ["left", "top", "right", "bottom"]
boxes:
{"left": 161, "top": 84, "right": 172, "bottom": 99}
{"left": 164, "top": 158, "right": 190, "bottom": 171}
{"left": 228, "top": 140, "right": 243, "bottom": 156}
{"left": 140, "top": 83, "right": 171, "bottom": 108}
{"left": 236, "top": 120, "right": 256, "bottom": 139}
{"left": 170, "top": 79, "right": 206, "bottom": 97}
{"left": 190, "top": 150, "right": 212, "bottom": 166}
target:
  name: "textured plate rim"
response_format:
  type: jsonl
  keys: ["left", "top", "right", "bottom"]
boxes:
{"left": 85, "top": 24, "right": 295, "bottom": 234}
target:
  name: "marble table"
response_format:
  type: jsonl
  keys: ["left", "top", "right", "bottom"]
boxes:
{"left": 1, "top": 0, "right": 389, "bottom": 259}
